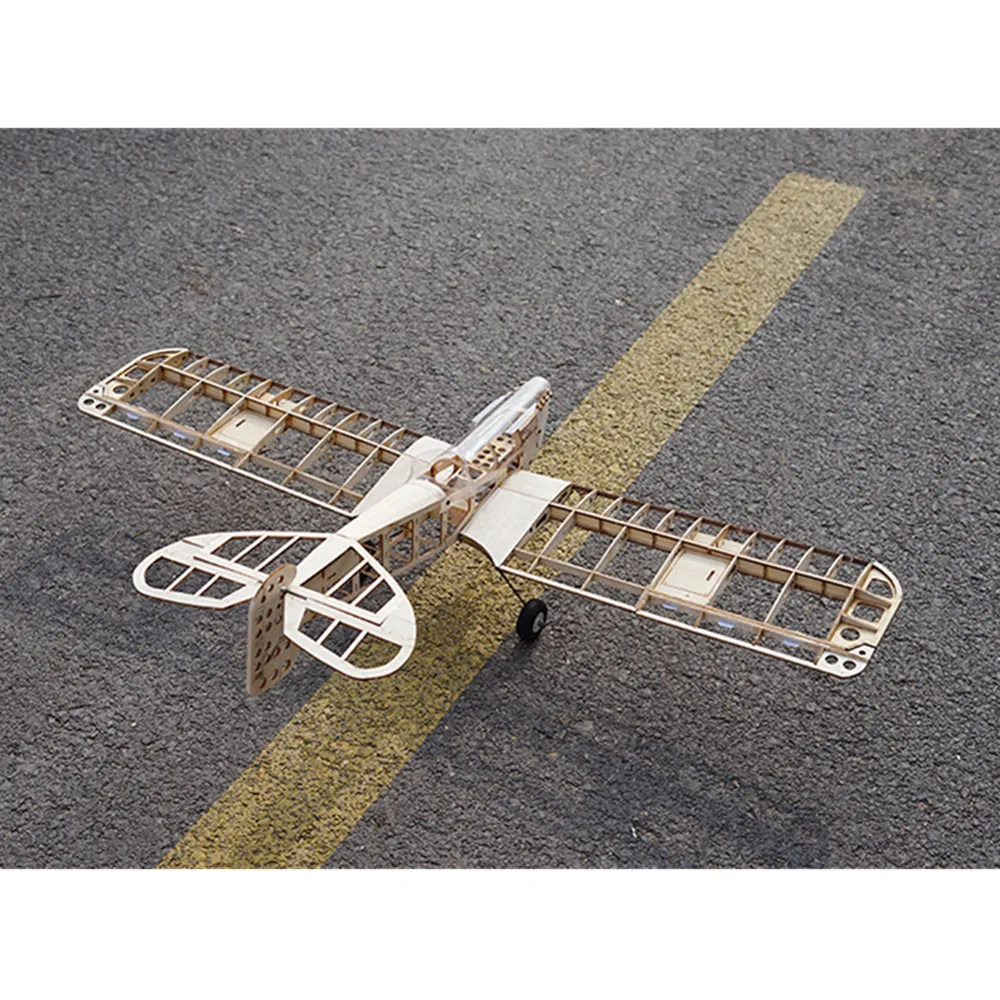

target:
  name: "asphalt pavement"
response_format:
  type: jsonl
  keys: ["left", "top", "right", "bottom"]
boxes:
{"left": 1, "top": 130, "right": 998, "bottom": 867}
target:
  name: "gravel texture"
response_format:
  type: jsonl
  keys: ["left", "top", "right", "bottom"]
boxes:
{"left": 1, "top": 130, "right": 997, "bottom": 867}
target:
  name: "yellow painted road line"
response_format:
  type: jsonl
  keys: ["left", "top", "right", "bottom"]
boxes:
{"left": 159, "top": 173, "right": 864, "bottom": 869}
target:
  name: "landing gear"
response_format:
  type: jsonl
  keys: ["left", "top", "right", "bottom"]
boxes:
{"left": 495, "top": 566, "right": 549, "bottom": 643}
{"left": 516, "top": 598, "right": 548, "bottom": 642}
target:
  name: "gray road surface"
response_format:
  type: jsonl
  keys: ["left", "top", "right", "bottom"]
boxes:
{"left": 1, "top": 130, "right": 997, "bottom": 867}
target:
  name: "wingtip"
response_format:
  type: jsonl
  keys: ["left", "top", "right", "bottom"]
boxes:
{"left": 871, "top": 560, "right": 903, "bottom": 602}
{"left": 77, "top": 391, "right": 112, "bottom": 416}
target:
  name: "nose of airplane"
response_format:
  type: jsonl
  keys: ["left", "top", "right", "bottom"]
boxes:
{"left": 522, "top": 375, "right": 551, "bottom": 400}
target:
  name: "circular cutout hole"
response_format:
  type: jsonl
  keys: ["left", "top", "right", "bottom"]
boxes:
{"left": 271, "top": 669, "right": 279, "bottom": 681}
{"left": 841, "top": 628, "right": 860, "bottom": 641}
{"left": 83, "top": 398, "right": 93, "bottom": 406}
{"left": 843, "top": 660, "right": 856, "bottom": 670}
{"left": 267, "top": 584, "right": 274, "bottom": 593}
{"left": 824, "top": 654, "right": 838, "bottom": 665}
{"left": 113, "top": 385, "right": 126, "bottom": 394}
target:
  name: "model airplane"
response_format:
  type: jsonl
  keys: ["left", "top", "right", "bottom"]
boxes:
{"left": 78, "top": 348, "right": 902, "bottom": 695}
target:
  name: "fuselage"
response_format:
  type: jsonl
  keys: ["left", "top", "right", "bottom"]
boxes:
{"left": 339, "top": 376, "right": 552, "bottom": 555}
{"left": 452, "top": 375, "right": 552, "bottom": 467}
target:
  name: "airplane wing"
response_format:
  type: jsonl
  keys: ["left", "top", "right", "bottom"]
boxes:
{"left": 461, "top": 471, "right": 903, "bottom": 678}
{"left": 78, "top": 348, "right": 450, "bottom": 518}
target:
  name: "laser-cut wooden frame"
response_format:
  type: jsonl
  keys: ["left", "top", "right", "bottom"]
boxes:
{"left": 79, "top": 348, "right": 902, "bottom": 693}
{"left": 492, "top": 486, "right": 901, "bottom": 679}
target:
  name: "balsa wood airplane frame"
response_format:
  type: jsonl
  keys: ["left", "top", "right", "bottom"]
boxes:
{"left": 78, "top": 348, "right": 903, "bottom": 695}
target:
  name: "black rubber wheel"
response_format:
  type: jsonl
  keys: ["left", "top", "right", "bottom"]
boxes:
{"left": 516, "top": 598, "right": 548, "bottom": 642}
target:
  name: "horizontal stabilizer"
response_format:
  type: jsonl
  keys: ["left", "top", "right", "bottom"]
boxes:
{"left": 278, "top": 536, "right": 416, "bottom": 681}
{"left": 133, "top": 531, "right": 335, "bottom": 609}
{"left": 134, "top": 530, "right": 417, "bottom": 692}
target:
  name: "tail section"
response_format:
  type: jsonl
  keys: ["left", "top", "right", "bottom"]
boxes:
{"left": 278, "top": 534, "right": 416, "bottom": 683}
{"left": 132, "top": 530, "right": 416, "bottom": 694}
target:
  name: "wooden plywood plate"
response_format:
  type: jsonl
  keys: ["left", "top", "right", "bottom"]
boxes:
{"left": 246, "top": 563, "right": 299, "bottom": 696}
